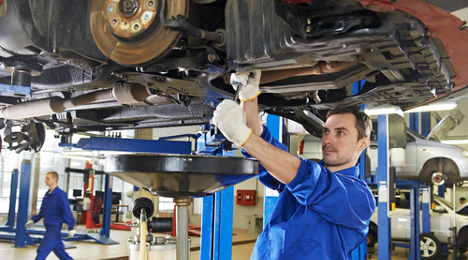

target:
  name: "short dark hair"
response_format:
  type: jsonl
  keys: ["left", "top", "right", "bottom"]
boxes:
{"left": 461, "top": 197, "right": 466, "bottom": 202}
{"left": 47, "top": 171, "right": 59, "bottom": 181}
{"left": 326, "top": 106, "right": 372, "bottom": 140}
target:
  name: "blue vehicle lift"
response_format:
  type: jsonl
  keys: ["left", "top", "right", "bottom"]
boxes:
{"left": 0, "top": 160, "right": 118, "bottom": 246}
{"left": 0, "top": 136, "right": 195, "bottom": 247}
{"left": 371, "top": 113, "right": 433, "bottom": 260}
{"left": 0, "top": 161, "right": 79, "bottom": 247}
{"left": 263, "top": 114, "right": 281, "bottom": 228}
{"left": 352, "top": 81, "right": 369, "bottom": 260}
{"left": 196, "top": 127, "right": 236, "bottom": 260}
{"left": 65, "top": 131, "right": 238, "bottom": 260}
{"left": 61, "top": 136, "right": 193, "bottom": 245}
{"left": 0, "top": 161, "right": 39, "bottom": 247}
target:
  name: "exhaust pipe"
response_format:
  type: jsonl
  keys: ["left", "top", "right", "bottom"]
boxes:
{"left": 222, "top": 61, "right": 359, "bottom": 86}
{"left": 0, "top": 84, "right": 150, "bottom": 120}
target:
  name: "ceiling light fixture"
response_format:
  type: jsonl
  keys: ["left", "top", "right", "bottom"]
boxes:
{"left": 405, "top": 101, "right": 458, "bottom": 113}
{"left": 364, "top": 105, "right": 403, "bottom": 116}
{"left": 364, "top": 101, "right": 458, "bottom": 116}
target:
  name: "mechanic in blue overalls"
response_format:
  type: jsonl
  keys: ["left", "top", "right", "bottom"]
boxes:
{"left": 212, "top": 70, "right": 376, "bottom": 259}
{"left": 25, "top": 171, "right": 76, "bottom": 260}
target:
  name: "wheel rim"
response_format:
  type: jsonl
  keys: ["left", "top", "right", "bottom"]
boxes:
{"left": 90, "top": 0, "right": 188, "bottom": 66}
{"left": 420, "top": 237, "right": 437, "bottom": 257}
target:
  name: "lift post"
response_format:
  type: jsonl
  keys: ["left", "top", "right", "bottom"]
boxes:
{"left": 0, "top": 161, "right": 77, "bottom": 247}
{"left": 410, "top": 188, "right": 422, "bottom": 260}
{"left": 352, "top": 82, "right": 369, "bottom": 260}
{"left": 376, "top": 114, "right": 391, "bottom": 259}
{"left": 0, "top": 161, "right": 37, "bottom": 247}
{"left": 98, "top": 173, "right": 113, "bottom": 238}
{"left": 4, "top": 169, "right": 18, "bottom": 226}
{"left": 421, "top": 187, "right": 431, "bottom": 234}
{"left": 197, "top": 127, "right": 236, "bottom": 260}
{"left": 351, "top": 147, "right": 370, "bottom": 260}
{"left": 391, "top": 179, "right": 427, "bottom": 260}
{"left": 263, "top": 114, "right": 281, "bottom": 228}
{"left": 15, "top": 159, "right": 32, "bottom": 247}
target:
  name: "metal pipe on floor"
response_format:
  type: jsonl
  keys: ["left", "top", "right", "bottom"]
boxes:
{"left": 139, "top": 208, "right": 148, "bottom": 260}
{"left": 453, "top": 183, "right": 457, "bottom": 260}
{"left": 174, "top": 197, "right": 191, "bottom": 260}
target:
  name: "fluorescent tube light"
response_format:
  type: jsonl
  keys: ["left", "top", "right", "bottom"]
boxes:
{"left": 405, "top": 101, "right": 457, "bottom": 113}
{"left": 364, "top": 105, "right": 403, "bottom": 116}
{"left": 364, "top": 101, "right": 457, "bottom": 116}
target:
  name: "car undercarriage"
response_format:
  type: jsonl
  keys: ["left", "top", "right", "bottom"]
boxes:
{"left": 0, "top": 0, "right": 467, "bottom": 153}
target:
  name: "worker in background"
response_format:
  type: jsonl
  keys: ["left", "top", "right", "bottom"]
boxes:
{"left": 458, "top": 197, "right": 468, "bottom": 216}
{"left": 212, "top": 70, "right": 376, "bottom": 259}
{"left": 25, "top": 171, "right": 76, "bottom": 260}
{"left": 461, "top": 197, "right": 467, "bottom": 205}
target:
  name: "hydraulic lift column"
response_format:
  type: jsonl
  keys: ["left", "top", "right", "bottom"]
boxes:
{"left": 376, "top": 114, "right": 391, "bottom": 259}
{"left": 263, "top": 114, "right": 282, "bottom": 227}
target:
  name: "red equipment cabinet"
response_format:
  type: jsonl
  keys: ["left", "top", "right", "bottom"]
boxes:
{"left": 237, "top": 190, "right": 256, "bottom": 205}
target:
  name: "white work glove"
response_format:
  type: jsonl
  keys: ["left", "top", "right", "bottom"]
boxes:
{"left": 24, "top": 220, "right": 34, "bottom": 228}
{"left": 230, "top": 69, "right": 262, "bottom": 102}
{"left": 212, "top": 100, "right": 252, "bottom": 146}
{"left": 68, "top": 229, "right": 76, "bottom": 238}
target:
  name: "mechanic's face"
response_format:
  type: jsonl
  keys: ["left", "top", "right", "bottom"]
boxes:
{"left": 322, "top": 113, "right": 369, "bottom": 171}
{"left": 44, "top": 174, "right": 57, "bottom": 187}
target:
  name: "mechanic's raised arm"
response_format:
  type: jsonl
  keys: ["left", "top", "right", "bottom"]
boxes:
{"left": 213, "top": 70, "right": 301, "bottom": 184}
{"left": 243, "top": 133, "right": 301, "bottom": 184}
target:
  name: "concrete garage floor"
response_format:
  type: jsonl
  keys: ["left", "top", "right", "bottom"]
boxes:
{"left": 369, "top": 243, "right": 464, "bottom": 260}
{"left": 0, "top": 227, "right": 258, "bottom": 260}
{"left": 1, "top": 227, "right": 462, "bottom": 259}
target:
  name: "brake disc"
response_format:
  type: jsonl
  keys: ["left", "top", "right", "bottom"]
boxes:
{"left": 90, "top": 0, "right": 188, "bottom": 66}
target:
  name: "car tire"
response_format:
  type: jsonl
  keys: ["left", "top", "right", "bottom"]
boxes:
{"left": 420, "top": 233, "right": 442, "bottom": 260}
{"left": 368, "top": 230, "right": 377, "bottom": 247}
{"left": 457, "top": 226, "right": 468, "bottom": 254}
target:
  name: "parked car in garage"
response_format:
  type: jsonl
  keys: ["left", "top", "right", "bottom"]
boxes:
{"left": 299, "top": 124, "right": 468, "bottom": 184}
{"left": 368, "top": 192, "right": 468, "bottom": 260}
{"left": 1, "top": 0, "right": 468, "bottom": 155}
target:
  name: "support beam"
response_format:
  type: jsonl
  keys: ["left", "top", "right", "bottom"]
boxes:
{"left": 409, "top": 113, "right": 419, "bottom": 133}
{"left": 99, "top": 174, "right": 113, "bottom": 238}
{"left": 4, "top": 169, "right": 18, "bottom": 226}
{"left": 408, "top": 189, "right": 422, "bottom": 260}
{"left": 213, "top": 186, "right": 234, "bottom": 260}
{"left": 201, "top": 196, "right": 214, "bottom": 260}
{"left": 264, "top": 114, "right": 281, "bottom": 228}
{"left": 352, "top": 82, "right": 368, "bottom": 260}
{"left": 352, "top": 150, "right": 369, "bottom": 260}
{"left": 421, "top": 112, "right": 431, "bottom": 137}
{"left": 15, "top": 160, "right": 31, "bottom": 248}
{"left": 200, "top": 142, "right": 235, "bottom": 260}
{"left": 421, "top": 187, "right": 431, "bottom": 233}
{"left": 377, "top": 114, "right": 391, "bottom": 259}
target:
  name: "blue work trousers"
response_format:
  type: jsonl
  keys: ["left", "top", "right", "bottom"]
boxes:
{"left": 36, "top": 225, "right": 73, "bottom": 260}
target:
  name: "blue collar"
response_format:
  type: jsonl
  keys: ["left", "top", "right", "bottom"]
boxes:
{"left": 48, "top": 186, "right": 60, "bottom": 195}
{"left": 318, "top": 160, "right": 360, "bottom": 178}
